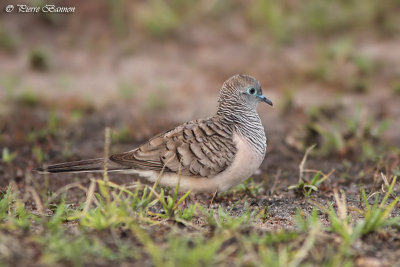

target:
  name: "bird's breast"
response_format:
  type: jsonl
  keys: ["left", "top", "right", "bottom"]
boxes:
{"left": 213, "top": 133, "right": 265, "bottom": 192}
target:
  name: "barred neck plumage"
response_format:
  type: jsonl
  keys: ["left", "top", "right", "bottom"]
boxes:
{"left": 216, "top": 103, "right": 267, "bottom": 156}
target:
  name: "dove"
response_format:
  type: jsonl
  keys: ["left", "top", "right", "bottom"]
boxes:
{"left": 35, "top": 74, "right": 273, "bottom": 192}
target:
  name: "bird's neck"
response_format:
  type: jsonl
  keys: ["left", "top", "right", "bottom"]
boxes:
{"left": 215, "top": 108, "right": 267, "bottom": 156}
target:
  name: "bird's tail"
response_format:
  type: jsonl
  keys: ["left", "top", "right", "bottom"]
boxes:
{"left": 33, "top": 158, "right": 130, "bottom": 174}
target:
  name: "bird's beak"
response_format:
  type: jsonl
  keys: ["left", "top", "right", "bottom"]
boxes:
{"left": 259, "top": 95, "right": 273, "bottom": 106}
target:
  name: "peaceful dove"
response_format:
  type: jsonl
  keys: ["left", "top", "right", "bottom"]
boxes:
{"left": 35, "top": 74, "right": 273, "bottom": 192}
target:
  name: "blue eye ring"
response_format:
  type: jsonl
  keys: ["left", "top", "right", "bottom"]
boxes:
{"left": 247, "top": 88, "right": 257, "bottom": 95}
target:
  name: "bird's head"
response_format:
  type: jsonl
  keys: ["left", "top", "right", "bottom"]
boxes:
{"left": 217, "top": 74, "right": 273, "bottom": 114}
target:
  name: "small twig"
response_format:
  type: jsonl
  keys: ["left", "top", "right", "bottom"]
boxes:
{"left": 318, "top": 169, "right": 335, "bottom": 184}
{"left": 333, "top": 189, "right": 348, "bottom": 221}
{"left": 381, "top": 172, "right": 389, "bottom": 187}
{"left": 299, "top": 144, "right": 316, "bottom": 183}
{"left": 27, "top": 186, "right": 44, "bottom": 214}
{"left": 380, "top": 172, "right": 397, "bottom": 199}
{"left": 125, "top": 183, "right": 147, "bottom": 190}
{"left": 43, "top": 163, "right": 49, "bottom": 193}
{"left": 83, "top": 178, "right": 96, "bottom": 213}
{"left": 303, "top": 169, "right": 328, "bottom": 174}
{"left": 46, "top": 182, "right": 83, "bottom": 204}
{"left": 355, "top": 108, "right": 367, "bottom": 139}
{"left": 368, "top": 172, "right": 398, "bottom": 201}
{"left": 174, "top": 161, "right": 183, "bottom": 198}
{"left": 269, "top": 169, "right": 281, "bottom": 195}
{"left": 366, "top": 191, "right": 380, "bottom": 201}
{"left": 210, "top": 189, "right": 218, "bottom": 205}
{"left": 147, "top": 162, "right": 168, "bottom": 200}
{"left": 96, "top": 179, "right": 137, "bottom": 198}
{"left": 146, "top": 185, "right": 163, "bottom": 200}
{"left": 103, "top": 127, "right": 111, "bottom": 182}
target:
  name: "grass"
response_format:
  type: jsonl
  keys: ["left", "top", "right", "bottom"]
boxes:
{"left": 29, "top": 47, "right": 49, "bottom": 71}
{"left": 289, "top": 145, "right": 333, "bottom": 197}
{"left": 32, "top": 146, "right": 45, "bottom": 163}
{"left": 222, "top": 178, "right": 264, "bottom": 198}
{"left": 326, "top": 184, "right": 398, "bottom": 247}
{"left": 131, "top": 0, "right": 400, "bottom": 42}
{"left": 309, "top": 39, "right": 377, "bottom": 92}
{"left": 24, "top": 110, "right": 62, "bottom": 143}
{"left": 31, "top": 0, "right": 395, "bottom": 43}
{"left": 17, "top": 88, "right": 40, "bottom": 107}
{"left": 107, "top": 0, "right": 129, "bottom": 38}
{"left": 358, "top": 176, "right": 400, "bottom": 235}
{"left": 146, "top": 86, "right": 168, "bottom": 111}
{"left": 0, "top": 27, "right": 17, "bottom": 52}
{"left": 118, "top": 81, "right": 137, "bottom": 99}
{"left": 1, "top": 163, "right": 398, "bottom": 266}
{"left": 392, "top": 81, "right": 400, "bottom": 95}
{"left": 134, "top": 0, "right": 197, "bottom": 38}
{"left": 299, "top": 105, "right": 391, "bottom": 160}
{"left": 289, "top": 170, "right": 332, "bottom": 197}
{"left": 1, "top": 148, "right": 17, "bottom": 164}
{"left": 248, "top": 0, "right": 400, "bottom": 44}
{"left": 111, "top": 125, "right": 132, "bottom": 143}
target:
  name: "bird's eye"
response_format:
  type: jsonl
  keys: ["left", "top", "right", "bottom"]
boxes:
{"left": 248, "top": 88, "right": 256, "bottom": 95}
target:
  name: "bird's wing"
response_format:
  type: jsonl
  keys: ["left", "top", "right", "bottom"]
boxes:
{"left": 109, "top": 117, "right": 237, "bottom": 177}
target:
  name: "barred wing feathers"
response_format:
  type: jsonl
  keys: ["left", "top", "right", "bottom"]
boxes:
{"left": 110, "top": 117, "right": 237, "bottom": 178}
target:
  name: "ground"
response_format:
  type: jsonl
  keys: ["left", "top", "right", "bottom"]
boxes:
{"left": 0, "top": 1, "right": 400, "bottom": 266}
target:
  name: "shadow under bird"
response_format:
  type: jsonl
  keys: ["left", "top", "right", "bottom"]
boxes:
{"left": 34, "top": 74, "right": 273, "bottom": 192}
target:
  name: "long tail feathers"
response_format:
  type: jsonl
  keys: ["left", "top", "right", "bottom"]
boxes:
{"left": 33, "top": 158, "right": 130, "bottom": 174}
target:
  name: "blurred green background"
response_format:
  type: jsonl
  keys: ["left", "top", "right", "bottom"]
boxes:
{"left": 1, "top": 0, "right": 399, "bottom": 101}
